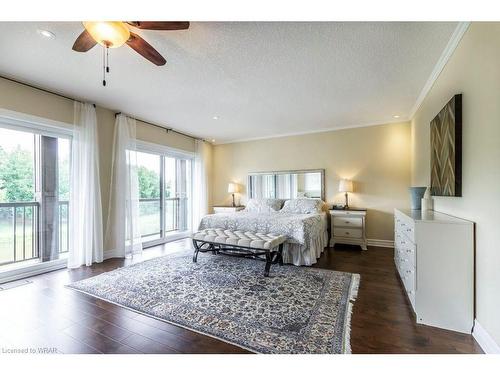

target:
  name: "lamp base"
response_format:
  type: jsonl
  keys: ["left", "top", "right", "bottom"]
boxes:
{"left": 232, "top": 193, "right": 235, "bottom": 207}
{"left": 344, "top": 192, "right": 349, "bottom": 209}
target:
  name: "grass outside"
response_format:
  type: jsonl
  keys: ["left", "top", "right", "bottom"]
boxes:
{"left": 0, "top": 217, "right": 68, "bottom": 265}
{"left": 0, "top": 209, "right": 180, "bottom": 265}
{"left": 139, "top": 212, "right": 178, "bottom": 238}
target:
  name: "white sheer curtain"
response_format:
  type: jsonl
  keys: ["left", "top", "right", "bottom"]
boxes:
{"left": 276, "top": 174, "right": 291, "bottom": 199}
{"left": 192, "top": 139, "right": 208, "bottom": 231}
{"left": 68, "top": 102, "right": 104, "bottom": 268}
{"left": 104, "top": 114, "right": 143, "bottom": 258}
{"left": 290, "top": 174, "right": 298, "bottom": 199}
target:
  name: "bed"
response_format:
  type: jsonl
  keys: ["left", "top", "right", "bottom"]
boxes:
{"left": 198, "top": 201, "right": 328, "bottom": 266}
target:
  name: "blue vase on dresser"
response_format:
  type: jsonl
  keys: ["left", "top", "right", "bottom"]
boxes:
{"left": 409, "top": 187, "right": 427, "bottom": 210}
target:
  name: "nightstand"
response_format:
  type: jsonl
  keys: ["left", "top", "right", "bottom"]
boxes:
{"left": 213, "top": 206, "right": 245, "bottom": 214}
{"left": 330, "top": 209, "right": 367, "bottom": 250}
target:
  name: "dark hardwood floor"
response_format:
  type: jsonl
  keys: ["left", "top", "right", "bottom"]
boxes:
{"left": 0, "top": 239, "right": 482, "bottom": 354}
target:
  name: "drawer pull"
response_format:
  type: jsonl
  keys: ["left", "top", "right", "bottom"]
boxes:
{"left": 345, "top": 232, "right": 350, "bottom": 235}
{"left": 344, "top": 221, "right": 350, "bottom": 224}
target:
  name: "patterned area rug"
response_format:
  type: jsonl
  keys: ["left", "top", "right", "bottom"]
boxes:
{"left": 67, "top": 252, "right": 360, "bottom": 354}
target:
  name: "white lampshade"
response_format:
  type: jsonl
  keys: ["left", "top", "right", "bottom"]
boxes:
{"left": 228, "top": 183, "right": 239, "bottom": 193}
{"left": 83, "top": 22, "right": 131, "bottom": 48}
{"left": 339, "top": 179, "right": 353, "bottom": 193}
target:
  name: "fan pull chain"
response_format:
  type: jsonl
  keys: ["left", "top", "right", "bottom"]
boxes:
{"left": 106, "top": 46, "right": 110, "bottom": 73}
{"left": 102, "top": 46, "right": 106, "bottom": 86}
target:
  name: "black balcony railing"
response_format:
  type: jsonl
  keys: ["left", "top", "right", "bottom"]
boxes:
{"left": 0, "top": 196, "right": 188, "bottom": 265}
{"left": 0, "top": 200, "right": 69, "bottom": 266}
{"left": 139, "top": 197, "right": 186, "bottom": 240}
{"left": 0, "top": 202, "right": 40, "bottom": 266}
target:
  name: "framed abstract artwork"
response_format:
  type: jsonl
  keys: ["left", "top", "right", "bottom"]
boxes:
{"left": 430, "top": 94, "right": 462, "bottom": 197}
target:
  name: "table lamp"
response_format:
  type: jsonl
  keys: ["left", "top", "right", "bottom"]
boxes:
{"left": 228, "top": 183, "right": 239, "bottom": 207}
{"left": 339, "top": 179, "right": 353, "bottom": 208}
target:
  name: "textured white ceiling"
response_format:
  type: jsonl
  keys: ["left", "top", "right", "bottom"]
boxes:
{"left": 0, "top": 22, "right": 457, "bottom": 143}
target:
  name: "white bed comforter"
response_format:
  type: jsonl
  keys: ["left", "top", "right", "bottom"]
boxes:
{"left": 198, "top": 211, "right": 328, "bottom": 266}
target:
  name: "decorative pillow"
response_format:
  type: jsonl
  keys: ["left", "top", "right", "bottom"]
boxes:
{"left": 244, "top": 198, "right": 285, "bottom": 213}
{"left": 280, "top": 198, "right": 325, "bottom": 214}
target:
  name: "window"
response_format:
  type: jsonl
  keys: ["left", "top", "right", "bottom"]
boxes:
{"left": 0, "top": 124, "right": 71, "bottom": 269}
{"left": 137, "top": 151, "right": 161, "bottom": 241}
{"left": 135, "top": 144, "right": 193, "bottom": 246}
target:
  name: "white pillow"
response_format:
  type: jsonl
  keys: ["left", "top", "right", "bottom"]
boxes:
{"left": 244, "top": 198, "right": 284, "bottom": 213}
{"left": 280, "top": 198, "right": 324, "bottom": 214}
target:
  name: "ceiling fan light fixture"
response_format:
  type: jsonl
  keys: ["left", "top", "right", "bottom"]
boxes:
{"left": 83, "top": 21, "right": 130, "bottom": 48}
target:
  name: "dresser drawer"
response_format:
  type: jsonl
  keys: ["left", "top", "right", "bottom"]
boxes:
{"left": 396, "top": 234, "right": 415, "bottom": 261}
{"left": 402, "top": 266, "right": 416, "bottom": 310}
{"left": 333, "top": 227, "right": 362, "bottom": 239}
{"left": 395, "top": 215, "right": 415, "bottom": 243}
{"left": 401, "top": 264, "right": 415, "bottom": 288}
{"left": 333, "top": 216, "right": 363, "bottom": 228}
{"left": 402, "top": 242, "right": 416, "bottom": 266}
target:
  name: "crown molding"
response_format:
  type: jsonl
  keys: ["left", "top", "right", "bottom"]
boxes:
{"left": 215, "top": 118, "right": 409, "bottom": 145}
{"left": 409, "top": 22, "right": 470, "bottom": 119}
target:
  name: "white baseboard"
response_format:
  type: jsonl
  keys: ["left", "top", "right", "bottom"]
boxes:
{"left": 367, "top": 239, "right": 394, "bottom": 248}
{"left": 473, "top": 319, "right": 500, "bottom": 354}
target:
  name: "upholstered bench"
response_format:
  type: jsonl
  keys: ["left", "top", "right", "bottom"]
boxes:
{"left": 191, "top": 228, "right": 286, "bottom": 277}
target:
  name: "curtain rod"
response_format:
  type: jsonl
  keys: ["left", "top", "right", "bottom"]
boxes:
{"left": 114, "top": 112, "right": 205, "bottom": 142}
{"left": 0, "top": 75, "right": 96, "bottom": 107}
{"left": 0, "top": 75, "right": 204, "bottom": 142}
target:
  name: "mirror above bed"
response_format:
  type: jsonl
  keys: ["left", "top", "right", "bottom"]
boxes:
{"left": 247, "top": 169, "right": 325, "bottom": 201}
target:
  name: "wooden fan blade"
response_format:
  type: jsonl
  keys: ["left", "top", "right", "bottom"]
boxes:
{"left": 126, "top": 21, "right": 189, "bottom": 30}
{"left": 126, "top": 32, "right": 166, "bottom": 66}
{"left": 72, "top": 30, "right": 97, "bottom": 52}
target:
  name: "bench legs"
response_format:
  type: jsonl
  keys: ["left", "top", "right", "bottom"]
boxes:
{"left": 264, "top": 251, "right": 272, "bottom": 277}
{"left": 192, "top": 239, "right": 199, "bottom": 262}
{"left": 192, "top": 239, "right": 216, "bottom": 262}
{"left": 193, "top": 240, "right": 285, "bottom": 277}
{"left": 278, "top": 243, "right": 284, "bottom": 266}
{"left": 265, "top": 243, "right": 284, "bottom": 275}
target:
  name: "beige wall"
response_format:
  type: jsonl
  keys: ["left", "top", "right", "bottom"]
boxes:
{"left": 0, "top": 76, "right": 202, "bottom": 244}
{"left": 213, "top": 122, "right": 411, "bottom": 241}
{"left": 411, "top": 23, "right": 500, "bottom": 345}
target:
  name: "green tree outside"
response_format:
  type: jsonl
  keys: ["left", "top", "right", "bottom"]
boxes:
{"left": 137, "top": 165, "right": 160, "bottom": 199}
{"left": 0, "top": 145, "right": 35, "bottom": 202}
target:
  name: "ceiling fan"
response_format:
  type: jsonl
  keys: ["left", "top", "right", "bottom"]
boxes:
{"left": 72, "top": 21, "right": 189, "bottom": 86}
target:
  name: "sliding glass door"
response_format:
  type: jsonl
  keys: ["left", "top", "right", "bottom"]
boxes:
{"left": 136, "top": 147, "right": 193, "bottom": 246}
{"left": 137, "top": 151, "right": 162, "bottom": 242}
{"left": 0, "top": 125, "right": 71, "bottom": 270}
{"left": 164, "top": 156, "right": 191, "bottom": 233}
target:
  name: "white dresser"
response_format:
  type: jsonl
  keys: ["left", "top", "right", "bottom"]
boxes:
{"left": 330, "top": 209, "right": 367, "bottom": 250}
{"left": 394, "top": 209, "right": 474, "bottom": 333}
